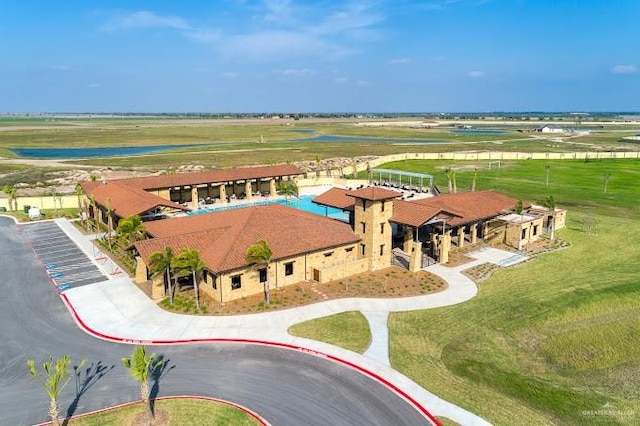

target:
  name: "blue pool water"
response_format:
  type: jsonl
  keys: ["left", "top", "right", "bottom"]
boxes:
{"left": 450, "top": 129, "right": 508, "bottom": 135}
{"left": 187, "top": 195, "right": 348, "bottom": 221}
{"left": 10, "top": 143, "right": 220, "bottom": 159}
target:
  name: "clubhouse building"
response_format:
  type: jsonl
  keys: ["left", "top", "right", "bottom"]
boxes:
{"left": 80, "top": 165, "right": 566, "bottom": 303}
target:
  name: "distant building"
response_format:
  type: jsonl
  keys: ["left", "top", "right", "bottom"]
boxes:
{"left": 536, "top": 124, "right": 565, "bottom": 133}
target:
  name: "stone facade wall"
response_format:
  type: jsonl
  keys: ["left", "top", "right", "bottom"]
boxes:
{"left": 353, "top": 198, "right": 393, "bottom": 271}
{"left": 201, "top": 242, "right": 360, "bottom": 303}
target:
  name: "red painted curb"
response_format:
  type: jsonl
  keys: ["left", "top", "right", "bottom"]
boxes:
{"left": 60, "top": 293, "right": 441, "bottom": 426}
{"left": 18, "top": 222, "right": 441, "bottom": 426}
{"left": 33, "top": 395, "right": 269, "bottom": 426}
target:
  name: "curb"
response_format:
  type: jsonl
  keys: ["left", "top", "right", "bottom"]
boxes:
{"left": 60, "top": 293, "right": 441, "bottom": 426}
{"left": 17, "top": 217, "right": 441, "bottom": 426}
{"left": 33, "top": 395, "right": 269, "bottom": 426}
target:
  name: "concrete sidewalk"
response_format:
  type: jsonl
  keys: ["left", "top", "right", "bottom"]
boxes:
{"left": 54, "top": 218, "right": 497, "bottom": 425}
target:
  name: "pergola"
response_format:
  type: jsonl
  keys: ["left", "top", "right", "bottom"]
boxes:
{"left": 370, "top": 168, "right": 434, "bottom": 187}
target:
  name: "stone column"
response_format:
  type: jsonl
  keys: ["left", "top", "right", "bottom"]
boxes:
{"left": 219, "top": 184, "right": 227, "bottom": 203}
{"left": 440, "top": 231, "right": 451, "bottom": 264}
{"left": 270, "top": 179, "right": 277, "bottom": 197}
{"left": 458, "top": 226, "right": 465, "bottom": 248}
{"left": 245, "top": 181, "right": 253, "bottom": 200}
{"left": 403, "top": 227, "right": 414, "bottom": 253}
{"left": 408, "top": 241, "right": 423, "bottom": 272}
{"left": 191, "top": 187, "right": 199, "bottom": 209}
{"left": 470, "top": 223, "right": 478, "bottom": 244}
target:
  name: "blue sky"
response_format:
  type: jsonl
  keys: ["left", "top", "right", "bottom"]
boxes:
{"left": 1, "top": 0, "right": 638, "bottom": 112}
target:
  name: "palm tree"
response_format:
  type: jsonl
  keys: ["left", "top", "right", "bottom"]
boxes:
{"left": 51, "top": 187, "right": 59, "bottom": 217}
{"left": 121, "top": 346, "right": 163, "bottom": 425}
{"left": 116, "top": 215, "right": 146, "bottom": 248}
{"left": 245, "top": 239, "right": 273, "bottom": 306}
{"left": 277, "top": 181, "right": 299, "bottom": 205}
{"left": 514, "top": 199, "right": 525, "bottom": 251}
{"left": 544, "top": 195, "right": 556, "bottom": 240}
{"left": 149, "top": 247, "right": 175, "bottom": 305}
{"left": 105, "top": 197, "right": 113, "bottom": 251}
{"left": 603, "top": 172, "right": 611, "bottom": 194}
{"left": 75, "top": 184, "right": 87, "bottom": 227}
{"left": 470, "top": 167, "right": 479, "bottom": 192}
{"left": 445, "top": 167, "right": 454, "bottom": 194}
{"left": 172, "top": 248, "right": 206, "bottom": 310}
{"left": 27, "top": 355, "right": 85, "bottom": 426}
{"left": 545, "top": 165, "right": 551, "bottom": 189}
{"left": 2, "top": 185, "right": 17, "bottom": 212}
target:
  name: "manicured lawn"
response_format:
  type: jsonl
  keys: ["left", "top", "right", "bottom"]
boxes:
{"left": 65, "top": 398, "right": 260, "bottom": 425}
{"left": 389, "top": 213, "right": 640, "bottom": 425}
{"left": 379, "top": 159, "right": 640, "bottom": 219}
{"left": 288, "top": 311, "right": 371, "bottom": 354}
{"left": 296, "top": 158, "right": 640, "bottom": 425}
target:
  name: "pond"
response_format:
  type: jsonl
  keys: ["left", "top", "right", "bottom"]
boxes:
{"left": 10, "top": 144, "right": 215, "bottom": 159}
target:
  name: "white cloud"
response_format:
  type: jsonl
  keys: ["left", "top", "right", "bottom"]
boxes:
{"left": 310, "top": 3, "right": 384, "bottom": 35}
{"left": 334, "top": 77, "right": 348, "bottom": 83}
{"left": 356, "top": 79, "right": 372, "bottom": 87}
{"left": 468, "top": 70, "right": 484, "bottom": 78}
{"left": 611, "top": 64, "right": 637, "bottom": 74}
{"left": 88, "top": 83, "right": 101, "bottom": 88}
{"left": 222, "top": 72, "right": 239, "bottom": 78}
{"left": 262, "top": 0, "right": 296, "bottom": 25}
{"left": 103, "top": 11, "right": 191, "bottom": 31}
{"left": 274, "top": 68, "right": 314, "bottom": 77}
{"left": 389, "top": 57, "right": 409, "bottom": 65}
{"left": 220, "top": 30, "right": 354, "bottom": 60}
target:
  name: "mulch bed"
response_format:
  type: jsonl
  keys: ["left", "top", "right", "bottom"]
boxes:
{"left": 158, "top": 266, "right": 447, "bottom": 316}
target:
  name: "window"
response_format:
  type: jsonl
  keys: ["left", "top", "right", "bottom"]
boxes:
{"left": 285, "top": 262, "right": 294, "bottom": 276}
{"left": 231, "top": 275, "right": 242, "bottom": 290}
{"left": 380, "top": 223, "right": 385, "bottom": 234}
{"left": 324, "top": 251, "right": 333, "bottom": 257}
{"left": 380, "top": 244, "right": 385, "bottom": 256}
{"left": 361, "top": 244, "right": 366, "bottom": 256}
{"left": 259, "top": 268, "right": 267, "bottom": 283}
{"left": 533, "top": 225, "right": 538, "bottom": 236}
{"left": 361, "top": 222, "right": 366, "bottom": 233}
{"left": 381, "top": 201, "right": 385, "bottom": 212}
{"left": 521, "top": 229, "right": 527, "bottom": 240}
{"left": 345, "top": 247, "right": 354, "bottom": 253}
{"left": 362, "top": 200, "right": 367, "bottom": 211}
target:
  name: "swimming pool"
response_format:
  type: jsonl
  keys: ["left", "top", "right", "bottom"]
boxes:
{"left": 186, "top": 195, "right": 349, "bottom": 221}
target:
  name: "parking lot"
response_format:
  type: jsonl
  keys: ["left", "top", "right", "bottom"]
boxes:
{"left": 21, "top": 222, "right": 107, "bottom": 291}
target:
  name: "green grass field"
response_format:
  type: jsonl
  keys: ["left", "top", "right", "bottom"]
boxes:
{"left": 66, "top": 398, "right": 259, "bottom": 425}
{"left": 298, "top": 159, "right": 640, "bottom": 425}
{"left": 1, "top": 118, "right": 638, "bottom": 171}
{"left": 378, "top": 159, "right": 640, "bottom": 220}
{"left": 288, "top": 311, "right": 371, "bottom": 354}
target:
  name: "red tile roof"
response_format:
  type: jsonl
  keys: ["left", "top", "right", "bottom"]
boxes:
{"left": 345, "top": 187, "right": 402, "bottom": 201}
{"left": 120, "top": 164, "right": 302, "bottom": 190}
{"left": 390, "top": 200, "right": 459, "bottom": 227}
{"left": 312, "top": 187, "right": 356, "bottom": 210}
{"left": 136, "top": 204, "right": 360, "bottom": 274}
{"left": 80, "top": 180, "right": 188, "bottom": 218}
{"left": 409, "top": 190, "right": 517, "bottom": 226}
{"left": 81, "top": 164, "right": 303, "bottom": 218}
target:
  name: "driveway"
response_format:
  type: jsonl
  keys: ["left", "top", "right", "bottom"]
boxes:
{"left": 0, "top": 216, "right": 432, "bottom": 426}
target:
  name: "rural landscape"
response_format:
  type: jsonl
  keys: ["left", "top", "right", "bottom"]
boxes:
{"left": 1, "top": 113, "right": 639, "bottom": 425}
{"left": 2, "top": 0, "right": 640, "bottom": 425}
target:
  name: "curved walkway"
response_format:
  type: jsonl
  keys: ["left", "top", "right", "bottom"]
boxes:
{"left": 47, "top": 218, "right": 515, "bottom": 425}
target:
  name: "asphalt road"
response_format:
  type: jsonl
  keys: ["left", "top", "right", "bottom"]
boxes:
{"left": 0, "top": 216, "right": 430, "bottom": 426}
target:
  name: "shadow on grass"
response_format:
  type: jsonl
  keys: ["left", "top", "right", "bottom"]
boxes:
{"left": 64, "top": 360, "right": 115, "bottom": 425}
{"left": 150, "top": 355, "right": 175, "bottom": 418}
